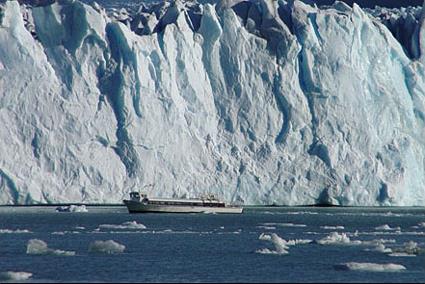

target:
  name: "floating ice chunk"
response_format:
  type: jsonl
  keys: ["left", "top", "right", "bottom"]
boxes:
{"left": 56, "top": 205, "right": 88, "bottom": 213}
{"left": 257, "top": 226, "right": 276, "bottom": 230}
{"left": 261, "top": 223, "right": 307, "bottom": 228}
{"left": 391, "top": 241, "right": 424, "bottom": 255}
{"left": 317, "top": 232, "right": 362, "bottom": 245}
{"left": 27, "top": 239, "right": 49, "bottom": 254}
{"left": 334, "top": 262, "right": 406, "bottom": 272}
{"left": 259, "top": 233, "right": 272, "bottom": 241}
{"left": 26, "top": 239, "right": 75, "bottom": 256}
{"left": 364, "top": 243, "right": 392, "bottom": 253}
{"left": 52, "top": 231, "right": 80, "bottom": 235}
{"left": 375, "top": 224, "right": 401, "bottom": 231}
{"left": 389, "top": 253, "right": 416, "bottom": 257}
{"left": 277, "top": 223, "right": 306, "bottom": 227}
{"left": 321, "top": 226, "right": 344, "bottom": 230}
{"left": 366, "top": 239, "right": 396, "bottom": 245}
{"left": 412, "top": 222, "right": 425, "bottom": 229}
{"left": 255, "top": 247, "right": 288, "bottom": 255}
{"left": 75, "top": 226, "right": 86, "bottom": 230}
{"left": 403, "top": 241, "right": 419, "bottom": 253}
{"left": 258, "top": 233, "right": 289, "bottom": 254}
{"left": 0, "top": 229, "right": 31, "bottom": 234}
{"left": 88, "top": 240, "right": 125, "bottom": 254}
{"left": 285, "top": 212, "right": 319, "bottom": 215}
{"left": 284, "top": 239, "right": 313, "bottom": 246}
{"left": 98, "top": 221, "right": 146, "bottom": 230}
{"left": 0, "top": 271, "right": 32, "bottom": 281}
{"left": 257, "top": 233, "right": 311, "bottom": 255}
{"left": 355, "top": 231, "right": 425, "bottom": 236}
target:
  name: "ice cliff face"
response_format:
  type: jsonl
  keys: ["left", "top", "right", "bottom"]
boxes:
{"left": 367, "top": 5, "right": 425, "bottom": 60}
{"left": 0, "top": 0, "right": 424, "bottom": 206}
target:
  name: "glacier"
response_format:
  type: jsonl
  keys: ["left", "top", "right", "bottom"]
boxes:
{"left": 0, "top": 0, "right": 424, "bottom": 206}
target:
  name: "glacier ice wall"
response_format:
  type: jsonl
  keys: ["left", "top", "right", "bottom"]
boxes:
{"left": 0, "top": 0, "right": 424, "bottom": 206}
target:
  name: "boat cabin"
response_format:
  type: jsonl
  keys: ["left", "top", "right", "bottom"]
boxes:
{"left": 129, "top": 192, "right": 141, "bottom": 201}
{"left": 127, "top": 192, "right": 226, "bottom": 207}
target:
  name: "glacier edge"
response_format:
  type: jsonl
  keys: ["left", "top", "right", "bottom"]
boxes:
{"left": 0, "top": 0, "right": 424, "bottom": 206}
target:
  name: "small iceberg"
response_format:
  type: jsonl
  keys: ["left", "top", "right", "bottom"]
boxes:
{"left": 0, "top": 271, "right": 32, "bottom": 281}
{"left": 375, "top": 224, "right": 401, "bottom": 231}
{"left": 391, "top": 241, "right": 423, "bottom": 255}
{"left": 334, "top": 262, "right": 406, "bottom": 272}
{"left": 26, "top": 239, "right": 75, "bottom": 256}
{"left": 56, "top": 205, "right": 88, "bottom": 213}
{"left": 364, "top": 243, "right": 392, "bottom": 253}
{"left": 316, "top": 232, "right": 361, "bottom": 245}
{"left": 0, "top": 229, "right": 31, "bottom": 234}
{"left": 98, "top": 221, "right": 146, "bottom": 230}
{"left": 88, "top": 240, "right": 126, "bottom": 254}
{"left": 388, "top": 253, "right": 416, "bottom": 257}
{"left": 320, "top": 226, "right": 345, "bottom": 230}
{"left": 261, "top": 222, "right": 307, "bottom": 228}
{"left": 256, "top": 233, "right": 312, "bottom": 255}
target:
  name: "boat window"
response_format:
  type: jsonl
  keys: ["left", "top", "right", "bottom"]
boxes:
{"left": 130, "top": 192, "right": 140, "bottom": 200}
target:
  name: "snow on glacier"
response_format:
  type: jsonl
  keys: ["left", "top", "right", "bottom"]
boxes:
{"left": 0, "top": 0, "right": 424, "bottom": 206}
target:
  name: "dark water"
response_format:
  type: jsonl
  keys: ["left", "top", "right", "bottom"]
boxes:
{"left": 0, "top": 207, "right": 424, "bottom": 283}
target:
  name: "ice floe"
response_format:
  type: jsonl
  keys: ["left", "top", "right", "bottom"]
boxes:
{"left": 334, "top": 262, "right": 406, "bottom": 272}
{"left": 256, "top": 233, "right": 312, "bottom": 255}
{"left": 316, "top": 232, "right": 361, "bottom": 245}
{"left": 261, "top": 223, "right": 307, "bottom": 228}
{"left": 411, "top": 222, "right": 425, "bottom": 229}
{"left": 51, "top": 231, "right": 81, "bottom": 235}
{"left": 256, "top": 226, "right": 276, "bottom": 230}
{"left": 98, "top": 221, "right": 147, "bottom": 230}
{"left": 88, "top": 240, "right": 126, "bottom": 254}
{"left": 26, "top": 239, "right": 75, "bottom": 256}
{"left": 375, "top": 224, "right": 401, "bottom": 231}
{"left": 315, "top": 232, "right": 399, "bottom": 247}
{"left": 391, "top": 241, "right": 424, "bottom": 255}
{"left": 388, "top": 253, "right": 416, "bottom": 257}
{"left": 55, "top": 205, "right": 88, "bottom": 213}
{"left": 364, "top": 243, "right": 393, "bottom": 253}
{"left": 357, "top": 231, "right": 425, "bottom": 236}
{"left": 0, "top": 271, "right": 32, "bottom": 281}
{"left": 0, "top": 229, "right": 31, "bottom": 234}
{"left": 320, "top": 226, "right": 344, "bottom": 230}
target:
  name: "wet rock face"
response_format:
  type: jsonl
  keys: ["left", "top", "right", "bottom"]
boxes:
{"left": 0, "top": 0, "right": 424, "bottom": 206}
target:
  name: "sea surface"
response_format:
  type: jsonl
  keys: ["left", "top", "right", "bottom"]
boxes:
{"left": 0, "top": 206, "right": 424, "bottom": 283}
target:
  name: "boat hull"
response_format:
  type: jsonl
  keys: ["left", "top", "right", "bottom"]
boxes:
{"left": 123, "top": 200, "right": 243, "bottom": 214}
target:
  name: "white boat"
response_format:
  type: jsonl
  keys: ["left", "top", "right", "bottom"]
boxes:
{"left": 123, "top": 192, "right": 243, "bottom": 214}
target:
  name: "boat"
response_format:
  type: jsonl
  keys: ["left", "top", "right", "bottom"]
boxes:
{"left": 123, "top": 192, "right": 243, "bottom": 214}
